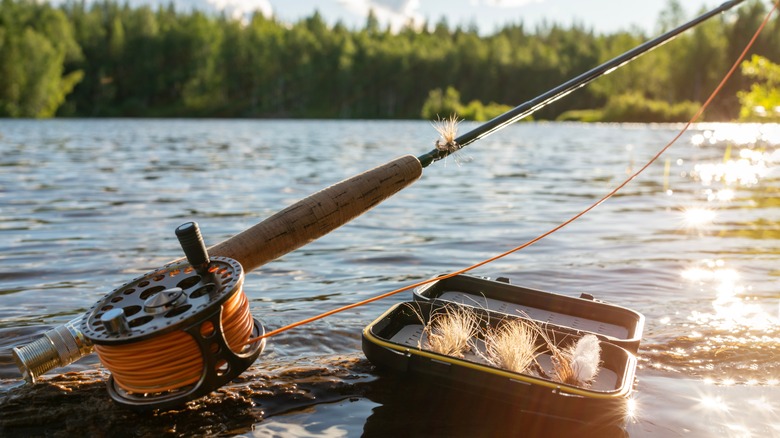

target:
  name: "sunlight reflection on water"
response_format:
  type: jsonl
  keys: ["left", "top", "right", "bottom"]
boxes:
{"left": 642, "top": 123, "right": 779, "bottom": 387}
{"left": 687, "top": 125, "right": 779, "bottom": 340}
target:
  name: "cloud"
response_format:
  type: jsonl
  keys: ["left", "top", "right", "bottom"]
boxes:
{"left": 470, "top": 0, "right": 542, "bottom": 7}
{"left": 338, "top": 0, "right": 423, "bottom": 31}
{"left": 205, "top": 0, "right": 273, "bottom": 19}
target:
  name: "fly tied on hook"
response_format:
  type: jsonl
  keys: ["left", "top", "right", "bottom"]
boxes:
{"left": 432, "top": 115, "right": 463, "bottom": 164}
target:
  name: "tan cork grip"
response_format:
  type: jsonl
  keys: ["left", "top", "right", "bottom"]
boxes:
{"left": 207, "top": 155, "right": 422, "bottom": 272}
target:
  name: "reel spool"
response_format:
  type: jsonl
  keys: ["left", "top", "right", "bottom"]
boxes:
{"left": 79, "top": 222, "right": 265, "bottom": 410}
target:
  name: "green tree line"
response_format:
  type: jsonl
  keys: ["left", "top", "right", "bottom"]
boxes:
{"left": 1, "top": 0, "right": 779, "bottom": 119}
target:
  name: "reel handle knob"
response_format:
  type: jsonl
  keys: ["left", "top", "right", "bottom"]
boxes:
{"left": 176, "top": 222, "right": 210, "bottom": 272}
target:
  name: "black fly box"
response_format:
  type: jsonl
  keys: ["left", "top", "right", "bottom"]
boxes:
{"left": 362, "top": 274, "right": 643, "bottom": 424}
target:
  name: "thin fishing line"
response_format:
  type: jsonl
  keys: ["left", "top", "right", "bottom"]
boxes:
{"left": 246, "top": 0, "right": 778, "bottom": 344}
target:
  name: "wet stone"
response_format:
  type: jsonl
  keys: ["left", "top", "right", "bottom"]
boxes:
{"left": 0, "top": 355, "right": 376, "bottom": 437}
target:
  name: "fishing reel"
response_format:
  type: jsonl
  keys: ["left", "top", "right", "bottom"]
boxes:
{"left": 14, "top": 222, "right": 266, "bottom": 410}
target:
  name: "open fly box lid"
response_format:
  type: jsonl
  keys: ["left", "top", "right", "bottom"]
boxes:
{"left": 413, "top": 274, "right": 644, "bottom": 353}
{"left": 361, "top": 300, "right": 638, "bottom": 425}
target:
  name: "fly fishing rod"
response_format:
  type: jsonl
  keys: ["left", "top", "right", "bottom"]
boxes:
{"left": 12, "top": 0, "right": 748, "bottom": 409}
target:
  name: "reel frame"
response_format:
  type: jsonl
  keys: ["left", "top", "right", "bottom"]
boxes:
{"left": 81, "top": 256, "right": 265, "bottom": 410}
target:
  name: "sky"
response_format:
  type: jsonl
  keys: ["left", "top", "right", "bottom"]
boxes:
{"left": 96, "top": 0, "right": 731, "bottom": 35}
{"left": 265, "top": 0, "right": 726, "bottom": 34}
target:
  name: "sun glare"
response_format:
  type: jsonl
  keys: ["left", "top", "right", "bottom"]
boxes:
{"left": 697, "top": 394, "right": 730, "bottom": 413}
{"left": 683, "top": 260, "right": 778, "bottom": 333}
{"left": 714, "top": 188, "right": 734, "bottom": 202}
{"left": 625, "top": 397, "right": 639, "bottom": 422}
{"left": 682, "top": 207, "right": 717, "bottom": 228}
{"left": 692, "top": 124, "right": 780, "bottom": 146}
{"left": 748, "top": 397, "right": 776, "bottom": 413}
{"left": 689, "top": 125, "right": 778, "bottom": 194}
{"left": 693, "top": 157, "right": 769, "bottom": 186}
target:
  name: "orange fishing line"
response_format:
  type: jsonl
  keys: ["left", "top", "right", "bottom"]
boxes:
{"left": 247, "top": 0, "right": 778, "bottom": 344}
{"left": 94, "top": 289, "right": 253, "bottom": 393}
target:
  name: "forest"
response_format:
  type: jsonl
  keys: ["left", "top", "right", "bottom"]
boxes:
{"left": 1, "top": 0, "right": 779, "bottom": 121}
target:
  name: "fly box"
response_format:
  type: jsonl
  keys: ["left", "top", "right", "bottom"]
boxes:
{"left": 362, "top": 274, "right": 643, "bottom": 424}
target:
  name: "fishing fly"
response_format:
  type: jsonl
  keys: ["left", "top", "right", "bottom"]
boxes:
{"left": 413, "top": 302, "right": 481, "bottom": 358}
{"left": 541, "top": 332, "right": 603, "bottom": 388}
{"left": 432, "top": 115, "right": 471, "bottom": 166}
{"left": 479, "top": 318, "right": 541, "bottom": 375}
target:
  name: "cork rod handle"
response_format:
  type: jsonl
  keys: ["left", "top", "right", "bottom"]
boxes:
{"left": 208, "top": 155, "right": 423, "bottom": 272}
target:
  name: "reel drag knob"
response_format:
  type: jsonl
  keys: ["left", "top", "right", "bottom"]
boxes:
{"left": 79, "top": 222, "right": 265, "bottom": 410}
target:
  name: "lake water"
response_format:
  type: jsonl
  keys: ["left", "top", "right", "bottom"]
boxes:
{"left": 0, "top": 120, "right": 778, "bottom": 436}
